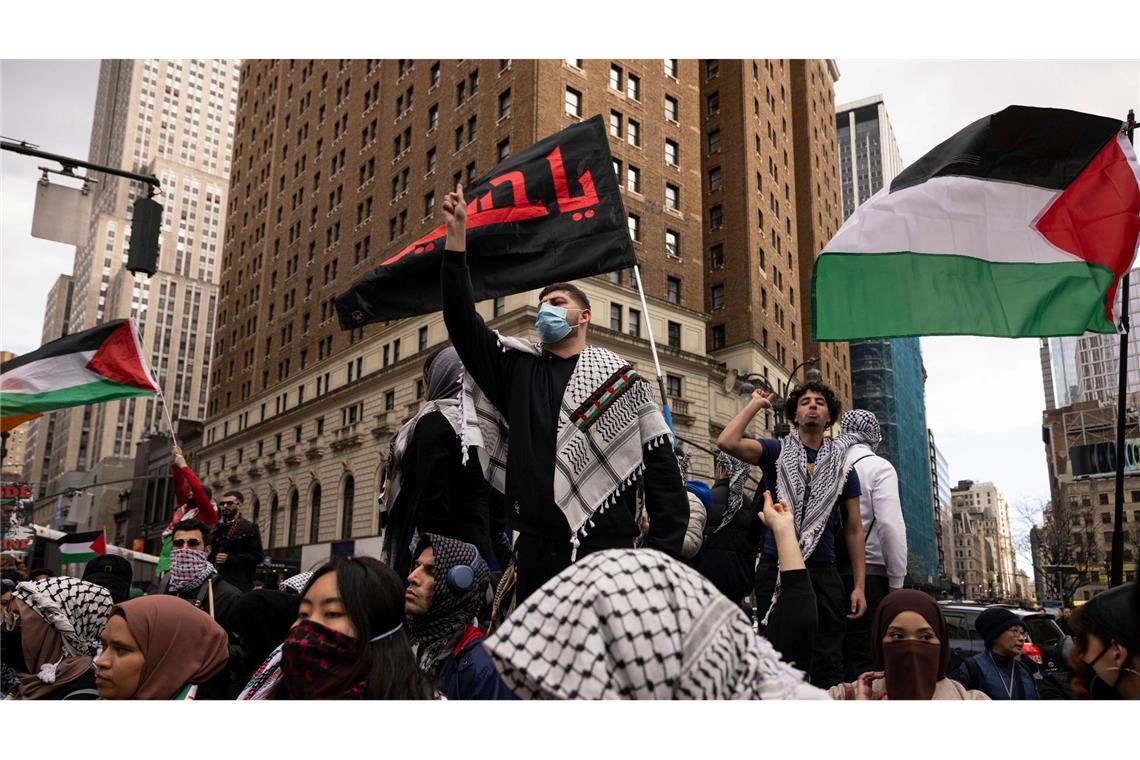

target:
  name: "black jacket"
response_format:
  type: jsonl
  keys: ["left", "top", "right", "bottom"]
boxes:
{"left": 157, "top": 575, "right": 242, "bottom": 631}
{"left": 208, "top": 518, "right": 263, "bottom": 592}
{"left": 694, "top": 481, "right": 759, "bottom": 602}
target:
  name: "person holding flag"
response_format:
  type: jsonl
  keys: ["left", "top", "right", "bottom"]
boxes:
{"left": 155, "top": 445, "right": 218, "bottom": 574}
{"left": 439, "top": 183, "right": 689, "bottom": 608}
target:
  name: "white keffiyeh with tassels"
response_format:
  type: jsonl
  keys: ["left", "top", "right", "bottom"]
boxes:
{"left": 459, "top": 334, "right": 671, "bottom": 559}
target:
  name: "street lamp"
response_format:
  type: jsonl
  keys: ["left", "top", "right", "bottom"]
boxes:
{"left": 738, "top": 357, "right": 820, "bottom": 439}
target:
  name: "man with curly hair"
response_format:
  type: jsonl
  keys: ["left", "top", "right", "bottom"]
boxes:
{"left": 717, "top": 380, "right": 868, "bottom": 688}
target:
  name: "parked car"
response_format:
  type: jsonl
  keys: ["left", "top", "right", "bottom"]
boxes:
{"left": 938, "top": 602, "right": 1069, "bottom": 674}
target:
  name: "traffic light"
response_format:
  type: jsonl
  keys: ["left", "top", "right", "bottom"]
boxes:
{"left": 126, "top": 195, "right": 162, "bottom": 276}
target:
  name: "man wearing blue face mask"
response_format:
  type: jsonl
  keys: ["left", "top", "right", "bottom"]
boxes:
{"left": 439, "top": 184, "right": 689, "bottom": 608}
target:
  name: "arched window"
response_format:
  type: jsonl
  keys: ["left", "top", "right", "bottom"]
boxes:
{"left": 309, "top": 483, "right": 322, "bottom": 544}
{"left": 251, "top": 497, "right": 261, "bottom": 529}
{"left": 287, "top": 489, "right": 299, "bottom": 546}
{"left": 341, "top": 475, "right": 355, "bottom": 540}
{"left": 268, "top": 494, "right": 279, "bottom": 549}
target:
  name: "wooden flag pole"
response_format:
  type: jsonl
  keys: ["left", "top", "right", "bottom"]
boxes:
{"left": 1110, "top": 108, "right": 1136, "bottom": 588}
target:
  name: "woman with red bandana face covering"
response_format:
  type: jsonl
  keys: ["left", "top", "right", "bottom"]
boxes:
{"left": 827, "top": 589, "right": 989, "bottom": 700}
{"left": 270, "top": 556, "right": 435, "bottom": 699}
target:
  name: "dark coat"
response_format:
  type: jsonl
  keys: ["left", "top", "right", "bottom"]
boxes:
{"left": 208, "top": 518, "right": 263, "bottom": 592}
{"left": 437, "top": 631, "right": 517, "bottom": 701}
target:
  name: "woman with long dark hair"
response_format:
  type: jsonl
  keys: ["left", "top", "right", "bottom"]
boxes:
{"left": 272, "top": 556, "right": 434, "bottom": 699}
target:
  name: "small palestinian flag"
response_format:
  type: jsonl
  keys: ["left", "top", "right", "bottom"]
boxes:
{"left": 0, "top": 319, "right": 160, "bottom": 429}
{"left": 813, "top": 106, "right": 1140, "bottom": 340}
{"left": 59, "top": 530, "right": 106, "bottom": 564}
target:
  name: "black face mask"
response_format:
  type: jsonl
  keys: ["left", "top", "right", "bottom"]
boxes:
{"left": 1084, "top": 645, "right": 1138, "bottom": 700}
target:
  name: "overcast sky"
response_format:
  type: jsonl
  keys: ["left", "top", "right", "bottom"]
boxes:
{"left": 3, "top": 57, "right": 1138, "bottom": 577}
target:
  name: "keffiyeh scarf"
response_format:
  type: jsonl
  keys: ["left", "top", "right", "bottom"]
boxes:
{"left": 407, "top": 534, "right": 489, "bottom": 679}
{"left": 279, "top": 571, "right": 313, "bottom": 595}
{"left": 13, "top": 578, "right": 112, "bottom": 657}
{"left": 484, "top": 549, "right": 811, "bottom": 699}
{"left": 762, "top": 425, "right": 872, "bottom": 625}
{"left": 711, "top": 452, "right": 752, "bottom": 534}
{"left": 238, "top": 644, "right": 283, "bottom": 700}
{"left": 166, "top": 548, "right": 217, "bottom": 593}
{"left": 460, "top": 335, "right": 672, "bottom": 559}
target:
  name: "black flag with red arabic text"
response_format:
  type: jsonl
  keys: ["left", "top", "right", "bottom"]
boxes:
{"left": 336, "top": 115, "right": 634, "bottom": 327}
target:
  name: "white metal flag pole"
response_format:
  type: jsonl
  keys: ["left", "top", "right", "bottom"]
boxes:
{"left": 631, "top": 265, "right": 674, "bottom": 431}
{"left": 157, "top": 389, "right": 181, "bottom": 450}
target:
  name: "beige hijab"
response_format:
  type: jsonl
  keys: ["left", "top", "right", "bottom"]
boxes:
{"left": 14, "top": 600, "right": 94, "bottom": 699}
{"left": 113, "top": 595, "right": 228, "bottom": 699}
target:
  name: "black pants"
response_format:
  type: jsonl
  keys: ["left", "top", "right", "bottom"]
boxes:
{"left": 760, "top": 566, "right": 818, "bottom": 674}
{"left": 841, "top": 573, "right": 891, "bottom": 681}
{"left": 755, "top": 558, "right": 848, "bottom": 688}
{"left": 512, "top": 532, "right": 638, "bottom": 605}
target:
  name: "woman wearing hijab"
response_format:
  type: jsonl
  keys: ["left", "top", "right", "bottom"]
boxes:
{"left": 225, "top": 589, "right": 301, "bottom": 697}
{"left": 270, "top": 556, "right": 435, "bottom": 699}
{"left": 380, "top": 347, "right": 494, "bottom": 578}
{"left": 1067, "top": 581, "right": 1139, "bottom": 700}
{"left": 10, "top": 578, "right": 113, "bottom": 700}
{"left": 827, "top": 589, "right": 988, "bottom": 700}
{"left": 95, "top": 595, "right": 228, "bottom": 700}
{"left": 484, "top": 547, "right": 827, "bottom": 699}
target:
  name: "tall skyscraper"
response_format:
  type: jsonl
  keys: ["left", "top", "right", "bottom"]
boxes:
{"left": 198, "top": 59, "right": 846, "bottom": 571}
{"left": 929, "top": 428, "right": 954, "bottom": 584}
{"left": 836, "top": 94, "right": 937, "bottom": 576}
{"left": 42, "top": 59, "right": 240, "bottom": 500}
{"left": 697, "top": 59, "right": 849, "bottom": 415}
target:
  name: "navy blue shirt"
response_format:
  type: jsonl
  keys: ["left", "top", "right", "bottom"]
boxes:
{"left": 756, "top": 438, "right": 860, "bottom": 563}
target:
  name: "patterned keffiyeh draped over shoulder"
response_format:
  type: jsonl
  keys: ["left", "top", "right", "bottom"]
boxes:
{"left": 483, "top": 549, "right": 823, "bottom": 699}
{"left": 460, "top": 335, "right": 672, "bottom": 559}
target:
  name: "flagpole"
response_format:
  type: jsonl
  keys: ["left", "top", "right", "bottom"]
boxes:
{"left": 631, "top": 265, "right": 675, "bottom": 437}
{"left": 1110, "top": 108, "right": 1136, "bottom": 589}
{"left": 157, "top": 389, "right": 181, "bottom": 451}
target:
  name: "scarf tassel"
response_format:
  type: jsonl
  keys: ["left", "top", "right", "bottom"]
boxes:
{"left": 571, "top": 459, "right": 648, "bottom": 557}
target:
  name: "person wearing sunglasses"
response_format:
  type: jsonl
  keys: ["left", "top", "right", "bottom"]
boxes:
{"left": 207, "top": 490, "right": 263, "bottom": 593}
{"left": 152, "top": 518, "right": 242, "bottom": 698}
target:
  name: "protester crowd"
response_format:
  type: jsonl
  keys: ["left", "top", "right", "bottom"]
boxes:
{"left": 2, "top": 187, "right": 1137, "bottom": 702}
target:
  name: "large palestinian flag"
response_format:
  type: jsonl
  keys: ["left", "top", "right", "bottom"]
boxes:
{"left": 813, "top": 106, "right": 1140, "bottom": 340}
{"left": 0, "top": 319, "right": 160, "bottom": 429}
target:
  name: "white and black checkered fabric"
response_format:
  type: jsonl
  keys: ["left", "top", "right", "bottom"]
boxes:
{"left": 13, "top": 577, "right": 113, "bottom": 657}
{"left": 483, "top": 549, "right": 814, "bottom": 699}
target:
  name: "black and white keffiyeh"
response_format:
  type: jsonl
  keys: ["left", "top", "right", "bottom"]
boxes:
{"left": 711, "top": 452, "right": 752, "bottom": 534}
{"left": 12, "top": 577, "right": 112, "bottom": 657}
{"left": 406, "top": 533, "right": 489, "bottom": 679}
{"left": 460, "top": 335, "right": 672, "bottom": 559}
{"left": 840, "top": 409, "right": 882, "bottom": 450}
{"left": 279, "top": 571, "right": 314, "bottom": 595}
{"left": 762, "top": 423, "right": 875, "bottom": 624}
{"left": 483, "top": 549, "right": 820, "bottom": 699}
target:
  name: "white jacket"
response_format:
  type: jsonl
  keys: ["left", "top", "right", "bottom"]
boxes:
{"left": 844, "top": 443, "right": 908, "bottom": 588}
{"left": 681, "top": 493, "right": 707, "bottom": 559}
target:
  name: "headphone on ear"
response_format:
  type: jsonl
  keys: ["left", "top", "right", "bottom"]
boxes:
{"left": 445, "top": 544, "right": 485, "bottom": 592}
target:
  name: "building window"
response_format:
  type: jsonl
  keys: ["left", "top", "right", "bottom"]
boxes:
{"left": 385, "top": 390, "right": 395, "bottom": 410}
{"left": 627, "top": 119, "right": 640, "bottom": 147}
{"left": 564, "top": 87, "right": 582, "bottom": 117}
{"left": 708, "top": 129, "right": 721, "bottom": 154}
{"left": 430, "top": 62, "right": 440, "bottom": 88}
{"left": 666, "top": 277, "right": 681, "bottom": 305}
{"left": 610, "top": 110, "right": 623, "bottom": 138}
{"left": 426, "top": 147, "right": 437, "bottom": 174}
{"left": 610, "top": 304, "right": 622, "bottom": 331}
{"left": 664, "top": 58, "right": 678, "bottom": 79}
{"left": 424, "top": 191, "right": 435, "bottom": 218}
{"left": 665, "top": 139, "right": 679, "bottom": 166}
{"left": 705, "top": 59, "right": 719, "bottom": 80}
{"left": 711, "top": 244, "right": 724, "bottom": 269}
{"left": 418, "top": 325, "right": 428, "bottom": 351}
{"left": 627, "top": 214, "right": 640, "bottom": 242}
{"left": 341, "top": 475, "right": 355, "bottom": 540}
{"left": 493, "top": 296, "right": 505, "bottom": 317}
{"left": 665, "top": 229, "right": 680, "bottom": 258}
{"left": 626, "top": 74, "right": 640, "bottom": 101}
{"left": 428, "top": 104, "right": 438, "bottom": 131}
{"left": 565, "top": 58, "right": 582, "bottom": 69}
{"left": 628, "top": 308, "right": 641, "bottom": 338}
{"left": 707, "top": 91, "right": 720, "bottom": 115}
{"left": 709, "top": 166, "right": 722, "bottom": 193}
{"left": 712, "top": 283, "right": 725, "bottom": 310}
{"left": 498, "top": 89, "right": 512, "bottom": 119}
{"left": 627, "top": 165, "right": 641, "bottom": 194}
{"left": 709, "top": 205, "right": 724, "bottom": 230}
{"left": 665, "top": 183, "right": 680, "bottom": 211}
{"left": 665, "top": 95, "right": 678, "bottom": 123}
{"left": 497, "top": 139, "right": 511, "bottom": 161}
{"left": 309, "top": 484, "right": 322, "bottom": 544}
{"left": 609, "top": 64, "right": 623, "bottom": 92}
{"left": 712, "top": 324, "right": 726, "bottom": 350}
{"left": 667, "top": 374, "right": 683, "bottom": 398}
{"left": 667, "top": 320, "right": 681, "bottom": 349}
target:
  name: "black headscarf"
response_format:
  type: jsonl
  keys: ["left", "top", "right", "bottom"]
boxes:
{"left": 226, "top": 590, "right": 302, "bottom": 683}
{"left": 871, "top": 589, "right": 951, "bottom": 680}
{"left": 426, "top": 347, "right": 464, "bottom": 401}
